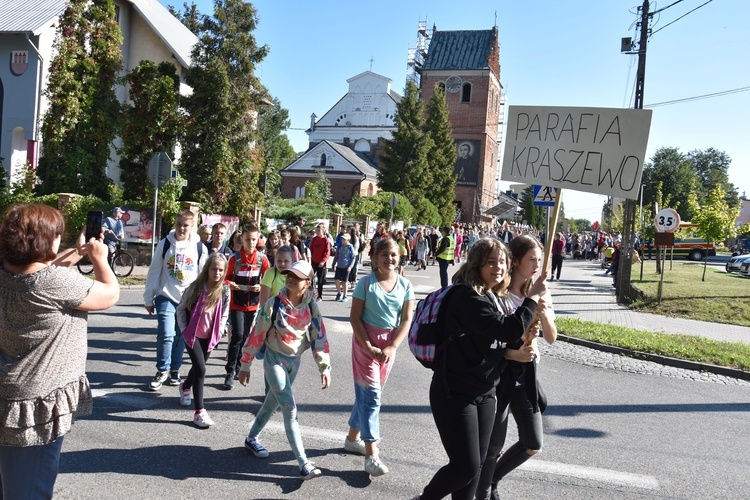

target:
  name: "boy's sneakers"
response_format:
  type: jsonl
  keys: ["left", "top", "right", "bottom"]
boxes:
{"left": 244, "top": 437, "right": 269, "bottom": 458}
{"left": 179, "top": 382, "right": 191, "bottom": 406}
{"left": 334, "top": 293, "right": 341, "bottom": 301}
{"left": 167, "top": 370, "right": 181, "bottom": 386}
{"left": 343, "top": 437, "right": 366, "bottom": 455}
{"left": 193, "top": 409, "right": 214, "bottom": 428}
{"left": 223, "top": 373, "right": 235, "bottom": 390}
{"left": 148, "top": 370, "right": 169, "bottom": 391}
{"left": 299, "top": 461, "right": 322, "bottom": 480}
{"left": 365, "top": 455, "right": 389, "bottom": 477}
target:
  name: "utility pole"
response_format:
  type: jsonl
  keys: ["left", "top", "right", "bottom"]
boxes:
{"left": 617, "top": 0, "right": 650, "bottom": 303}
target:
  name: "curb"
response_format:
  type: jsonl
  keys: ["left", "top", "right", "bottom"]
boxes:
{"left": 558, "top": 334, "right": 750, "bottom": 381}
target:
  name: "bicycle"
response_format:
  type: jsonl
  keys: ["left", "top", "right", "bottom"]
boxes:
{"left": 77, "top": 239, "right": 135, "bottom": 277}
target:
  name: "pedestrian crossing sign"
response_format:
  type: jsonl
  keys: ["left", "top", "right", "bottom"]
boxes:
{"left": 532, "top": 185, "right": 558, "bottom": 206}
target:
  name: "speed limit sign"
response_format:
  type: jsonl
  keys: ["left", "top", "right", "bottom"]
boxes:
{"left": 654, "top": 208, "right": 681, "bottom": 233}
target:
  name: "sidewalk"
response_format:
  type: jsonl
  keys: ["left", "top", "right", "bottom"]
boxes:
{"left": 550, "top": 258, "right": 750, "bottom": 346}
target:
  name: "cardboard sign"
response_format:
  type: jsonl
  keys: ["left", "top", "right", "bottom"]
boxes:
{"left": 501, "top": 106, "right": 652, "bottom": 200}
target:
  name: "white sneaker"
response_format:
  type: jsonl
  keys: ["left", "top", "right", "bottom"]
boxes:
{"left": 365, "top": 455, "right": 389, "bottom": 477}
{"left": 193, "top": 409, "right": 214, "bottom": 428}
{"left": 179, "top": 382, "right": 191, "bottom": 407}
{"left": 343, "top": 437, "right": 366, "bottom": 455}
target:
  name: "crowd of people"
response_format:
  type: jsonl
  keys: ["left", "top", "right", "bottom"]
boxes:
{"left": 1, "top": 204, "right": 567, "bottom": 497}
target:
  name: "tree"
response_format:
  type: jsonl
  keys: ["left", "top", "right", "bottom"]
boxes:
{"left": 641, "top": 147, "right": 697, "bottom": 221}
{"left": 258, "top": 97, "right": 296, "bottom": 198}
{"left": 180, "top": 0, "right": 269, "bottom": 216}
{"left": 424, "top": 84, "right": 457, "bottom": 225}
{"left": 379, "top": 81, "right": 432, "bottom": 196}
{"left": 688, "top": 185, "right": 739, "bottom": 281}
{"left": 119, "top": 61, "right": 184, "bottom": 201}
{"left": 37, "top": 0, "right": 123, "bottom": 200}
{"left": 303, "top": 169, "right": 332, "bottom": 211}
{"left": 520, "top": 186, "right": 544, "bottom": 229}
{"left": 687, "top": 148, "right": 739, "bottom": 209}
{"left": 168, "top": 2, "right": 203, "bottom": 34}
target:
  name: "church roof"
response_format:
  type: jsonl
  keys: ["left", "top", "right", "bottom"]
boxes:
{"left": 281, "top": 140, "right": 380, "bottom": 179}
{"left": 0, "top": 0, "right": 66, "bottom": 35}
{"left": 422, "top": 29, "right": 496, "bottom": 71}
{"left": 327, "top": 141, "right": 380, "bottom": 178}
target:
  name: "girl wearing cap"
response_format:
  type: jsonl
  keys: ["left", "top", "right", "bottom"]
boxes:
{"left": 237, "top": 260, "right": 331, "bottom": 481}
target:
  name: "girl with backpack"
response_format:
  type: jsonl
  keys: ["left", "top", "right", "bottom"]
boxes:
{"left": 415, "top": 229, "right": 429, "bottom": 270}
{"left": 237, "top": 260, "right": 330, "bottom": 480}
{"left": 413, "top": 238, "right": 546, "bottom": 500}
{"left": 175, "top": 253, "right": 231, "bottom": 428}
{"left": 475, "top": 235, "right": 557, "bottom": 500}
{"left": 345, "top": 238, "right": 414, "bottom": 477}
{"left": 258, "top": 245, "right": 296, "bottom": 307}
{"left": 333, "top": 233, "right": 356, "bottom": 302}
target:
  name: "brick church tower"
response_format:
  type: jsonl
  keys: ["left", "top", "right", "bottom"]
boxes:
{"left": 419, "top": 27, "right": 502, "bottom": 223}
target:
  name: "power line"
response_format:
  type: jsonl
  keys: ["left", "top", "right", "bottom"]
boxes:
{"left": 645, "top": 85, "right": 750, "bottom": 107}
{"left": 651, "top": 0, "right": 714, "bottom": 35}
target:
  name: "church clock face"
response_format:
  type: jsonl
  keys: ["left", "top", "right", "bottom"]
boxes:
{"left": 445, "top": 75, "right": 462, "bottom": 93}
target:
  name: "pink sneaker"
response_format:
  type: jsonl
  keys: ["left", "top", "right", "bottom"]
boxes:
{"left": 179, "top": 382, "right": 191, "bottom": 407}
{"left": 193, "top": 409, "right": 214, "bottom": 428}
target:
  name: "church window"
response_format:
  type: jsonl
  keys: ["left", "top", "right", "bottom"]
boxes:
{"left": 362, "top": 95, "right": 372, "bottom": 110}
{"left": 320, "top": 153, "right": 327, "bottom": 167}
{"left": 461, "top": 83, "right": 472, "bottom": 103}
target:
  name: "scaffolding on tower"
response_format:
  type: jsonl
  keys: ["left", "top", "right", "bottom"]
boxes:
{"left": 406, "top": 19, "right": 434, "bottom": 86}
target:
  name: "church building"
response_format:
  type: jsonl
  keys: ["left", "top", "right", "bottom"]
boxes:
{"left": 280, "top": 71, "right": 401, "bottom": 203}
{"left": 419, "top": 27, "right": 503, "bottom": 223}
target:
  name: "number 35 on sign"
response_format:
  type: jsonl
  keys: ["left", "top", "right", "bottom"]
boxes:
{"left": 654, "top": 208, "right": 681, "bottom": 233}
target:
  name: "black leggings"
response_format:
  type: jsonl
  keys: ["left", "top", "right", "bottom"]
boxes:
{"left": 476, "top": 377, "right": 544, "bottom": 499}
{"left": 420, "top": 379, "right": 497, "bottom": 500}
{"left": 226, "top": 310, "right": 256, "bottom": 375}
{"left": 184, "top": 337, "right": 211, "bottom": 411}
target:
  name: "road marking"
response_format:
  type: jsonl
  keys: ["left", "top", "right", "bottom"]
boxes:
{"left": 256, "top": 422, "right": 660, "bottom": 490}
{"left": 520, "top": 460, "right": 659, "bottom": 489}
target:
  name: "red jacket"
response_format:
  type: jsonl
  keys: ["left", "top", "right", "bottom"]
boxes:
{"left": 225, "top": 249, "right": 270, "bottom": 312}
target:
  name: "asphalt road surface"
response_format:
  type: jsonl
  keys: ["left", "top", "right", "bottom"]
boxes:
{"left": 55, "top": 278, "right": 750, "bottom": 499}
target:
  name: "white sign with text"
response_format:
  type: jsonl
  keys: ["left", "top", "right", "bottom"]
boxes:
{"left": 501, "top": 105, "right": 652, "bottom": 200}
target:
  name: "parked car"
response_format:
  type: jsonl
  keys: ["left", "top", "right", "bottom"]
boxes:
{"left": 726, "top": 254, "right": 750, "bottom": 273}
{"left": 739, "top": 260, "right": 750, "bottom": 278}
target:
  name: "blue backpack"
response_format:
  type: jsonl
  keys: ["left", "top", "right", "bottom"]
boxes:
{"left": 408, "top": 285, "right": 460, "bottom": 369}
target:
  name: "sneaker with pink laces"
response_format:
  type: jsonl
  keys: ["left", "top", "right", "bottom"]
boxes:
{"left": 179, "top": 381, "right": 191, "bottom": 407}
{"left": 193, "top": 409, "right": 214, "bottom": 428}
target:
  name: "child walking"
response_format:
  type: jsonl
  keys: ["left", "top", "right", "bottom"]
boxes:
{"left": 345, "top": 238, "right": 414, "bottom": 476}
{"left": 333, "top": 233, "right": 356, "bottom": 302}
{"left": 238, "top": 260, "right": 331, "bottom": 480}
{"left": 175, "top": 253, "right": 231, "bottom": 428}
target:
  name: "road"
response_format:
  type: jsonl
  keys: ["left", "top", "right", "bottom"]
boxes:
{"left": 54, "top": 263, "right": 750, "bottom": 499}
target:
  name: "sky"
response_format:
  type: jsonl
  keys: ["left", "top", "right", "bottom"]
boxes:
{"left": 160, "top": 0, "right": 750, "bottom": 223}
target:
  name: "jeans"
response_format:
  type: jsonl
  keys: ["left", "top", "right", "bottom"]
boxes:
{"left": 184, "top": 337, "right": 211, "bottom": 410}
{"left": 438, "top": 258, "right": 450, "bottom": 288}
{"left": 0, "top": 437, "right": 64, "bottom": 500}
{"left": 155, "top": 295, "right": 184, "bottom": 372}
{"left": 227, "top": 309, "right": 257, "bottom": 375}
{"left": 420, "top": 379, "right": 497, "bottom": 500}
{"left": 347, "top": 322, "right": 396, "bottom": 442}
{"left": 248, "top": 348, "right": 308, "bottom": 466}
{"left": 476, "top": 378, "right": 543, "bottom": 499}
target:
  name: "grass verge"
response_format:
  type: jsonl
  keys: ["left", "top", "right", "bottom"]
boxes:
{"left": 557, "top": 317, "right": 750, "bottom": 371}
{"left": 629, "top": 259, "right": 750, "bottom": 327}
